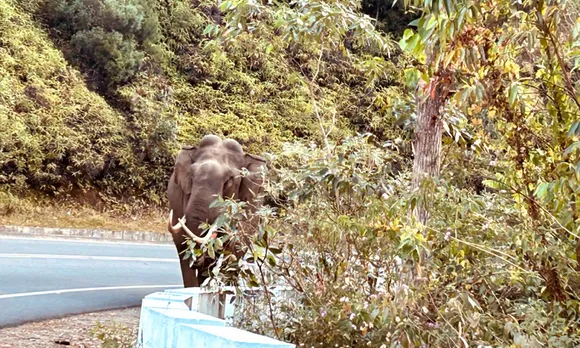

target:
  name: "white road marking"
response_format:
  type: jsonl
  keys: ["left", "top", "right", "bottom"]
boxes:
{"left": 0, "top": 235, "right": 174, "bottom": 247}
{"left": 0, "top": 253, "right": 178, "bottom": 262}
{"left": 0, "top": 285, "right": 182, "bottom": 300}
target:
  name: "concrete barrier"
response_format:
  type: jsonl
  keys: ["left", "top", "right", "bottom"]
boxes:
{"left": 164, "top": 287, "right": 229, "bottom": 319}
{"left": 139, "top": 307, "right": 226, "bottom": 348}
{"left": 175, "top": 324, "right": 295, "bottom": 348}
{"left": 138, "top": 287, "right": 296, "bottom": 348}
{"left": 141, "top": 291, "right": 195, "bottom": 311}
{"left": 0, "top": 224, "right": 173, "bottom": 243}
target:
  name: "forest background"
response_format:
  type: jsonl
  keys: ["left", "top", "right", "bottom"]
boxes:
{"left": 1, "top": 0, "right": 580, "bottom": 346}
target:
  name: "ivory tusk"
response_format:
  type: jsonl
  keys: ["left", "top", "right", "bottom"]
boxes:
{"left": 177, "top": 216, "right": 200, "bottom": 241}
{"left": 177, "top": 216, "right": 216, "bottom": 245}
{"left": 167, "top": 210, "right": 182, "bottom": 234}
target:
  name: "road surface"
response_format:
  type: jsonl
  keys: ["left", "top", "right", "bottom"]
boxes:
{"left": 0, "top": 235, "right": 182, "bottom": 328}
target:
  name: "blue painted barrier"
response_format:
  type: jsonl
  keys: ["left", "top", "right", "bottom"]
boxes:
{"left": 141, "top": 291, "right": 193, "bottom": 311}
{"left": 175, "top": 324, "right": 295, "bottom": 348}
{"left": 139, "top": 307, "right": 226, "bottom": 348}
{"left": 138, "top": 287, "right": 296, "bottom": 348}
{"left": 164, "top": 287, "right": 227, "bottom": 318}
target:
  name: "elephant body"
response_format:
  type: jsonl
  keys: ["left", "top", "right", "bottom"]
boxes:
{"left": 166, "top": 134, "right": 267, "bottom": 287}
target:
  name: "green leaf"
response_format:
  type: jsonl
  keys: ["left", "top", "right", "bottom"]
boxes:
{"left": 564, "top": 141, "right": 580, "bottom": 157}
{"left": 267, "top": 254, "right": 277, "bottom": 267}
{"left": 253, "top": 245, "right": 266, "bottom": 260}
{"left": 409, "top": 196, "right": 417, "bottom": 212}
{"left": 457, "top": 8, "right": 466, "bottom": 30}
{"left": 534, "top": 182, "right": 549, "bottom": 198}
{"left": 203, "top": 24, "right": 214, "bottom": 36}
{"left": 213, "top": 214, "right": 228, "bottom": 228}
{"left": 404, "top": 67, "right": 420, "bottom": 87}
{"left": 398, "top": 29, "right": 415, "bottom": 51}
{"left": 208, "top": 244, "right": 215, "bottom": 259}
{"left": 409, "top": 18, "right": 421, "bottom": 27}
{"left": 482, "top": 179, "right": 505, "bottom": 190}
{"left": 269, "top": 247, "right": 283, "bottom": 254}
{"left": 508, "top": 83, "right": 519, "bottom": 107}
{"left": 420, "top": 17, "right": 437, "bottom": 44}
{"left": 444, "top": 0, "right": 453, "bottom": 15}
{"left": 568, "top": 121, "right": 580, "bottom": 138}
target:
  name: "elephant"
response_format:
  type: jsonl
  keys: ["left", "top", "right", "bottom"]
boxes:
{"left": 166, "top": 134, "right": 268, "bottom": 288}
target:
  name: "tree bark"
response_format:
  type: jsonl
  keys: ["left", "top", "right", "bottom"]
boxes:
{"left": 411, "top": 75, "right": 449, "bottom": 224}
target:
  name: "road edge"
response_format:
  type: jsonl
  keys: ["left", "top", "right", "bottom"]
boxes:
{"left": 0, "top": 225, "right": 173, "bottom": 244}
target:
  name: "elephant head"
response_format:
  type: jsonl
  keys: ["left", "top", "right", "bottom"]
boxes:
{"left": 166, "top": 134, "right": 268, "bottom": 287}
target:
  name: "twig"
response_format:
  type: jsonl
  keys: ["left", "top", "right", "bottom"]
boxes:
{"left": 483, "top": 177, "right": 579, "bottom": 239}
{"left": 249, "top": 238, "right": 280, "bottom": 339}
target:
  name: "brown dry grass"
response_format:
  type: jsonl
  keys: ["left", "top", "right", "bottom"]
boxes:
{"left": 0, "top": 194, "right": 166, "bottom": 233}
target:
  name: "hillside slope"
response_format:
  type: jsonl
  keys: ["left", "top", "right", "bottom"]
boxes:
{"left": 1, "top": 0, "right": 410, "bottom": 215}
{"left": 0, "top": 0, "right": 133, "bottom": 196}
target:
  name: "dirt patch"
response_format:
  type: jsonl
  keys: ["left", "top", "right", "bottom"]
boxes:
{"left": 0, "top": 308, "right": 140, "bottom": 348}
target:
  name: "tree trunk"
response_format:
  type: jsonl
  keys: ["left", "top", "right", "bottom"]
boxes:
{"left": 411, "top": 75, "right": 449, "bottom": 225}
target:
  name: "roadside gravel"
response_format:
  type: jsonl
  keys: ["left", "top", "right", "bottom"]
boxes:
{"left": 0, "top": 307, "right": 140, "bottom": 348}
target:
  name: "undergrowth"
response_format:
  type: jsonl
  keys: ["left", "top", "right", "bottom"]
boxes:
{"left": 91, "top": 321, "right": 137, "bottom": 348}
{"left": 198, "top": 134, "right": 580, "bottom": 347}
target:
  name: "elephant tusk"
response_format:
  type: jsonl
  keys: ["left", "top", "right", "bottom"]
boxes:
{"left": 177, "top": 216, "right": 201, "bottom": 242}
{"left": 177, "top": 216, "right": 217, "bottom": 245}
{"left": 167, "top": 210, "right": 182, "bottom": 234}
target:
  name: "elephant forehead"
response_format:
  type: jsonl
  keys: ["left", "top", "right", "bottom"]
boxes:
{"left": 193, "top": 158, "right": 239, "bottom": 176}
{"left": 194, "top": 159, "right": 223, "bottom": 172}
{"left": 222, "top": 139, "right": 243, "bottom": 153}
{"left": 195, "top": 143, "right": 244, "bottom": 163}
{"left": 199, "top": 134, "right": 222, "bottom": 147}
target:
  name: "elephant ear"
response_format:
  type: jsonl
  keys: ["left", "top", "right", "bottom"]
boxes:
{"left": 174, "top": 145, "right": 197, "bottom": 194}
{"left": 238, "top": 153, "right": 268, "bottom": 209}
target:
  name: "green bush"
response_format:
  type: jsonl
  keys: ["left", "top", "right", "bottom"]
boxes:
{"left": 40, "top": 0, "right": 161, "bottom": 86}
{"left": 91, "top": 321, "right": 136, "bottom": 348}
{"left": 70, "top": 28, "right": 145, "bottom": 85}
{"left": 197, "top": 134, "right": 580, "bottom": 347}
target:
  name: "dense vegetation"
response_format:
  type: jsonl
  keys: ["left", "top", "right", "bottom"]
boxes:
{"left": 2, "top": 0, "right": 580, "bottom": 346}
{"left": 1, "top": 0, "right": 413, "bottom": 208}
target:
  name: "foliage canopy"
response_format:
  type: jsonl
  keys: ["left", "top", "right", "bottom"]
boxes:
{"left": 2, "top": 0, "right": 580, "bottom": 346}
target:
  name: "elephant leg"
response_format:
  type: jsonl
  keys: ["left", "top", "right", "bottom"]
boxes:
{"left": 197, "top": 274, "right": 208, "bottom": 287}
{"left": 171, "top": 232, "right": 199, "bottom": 288}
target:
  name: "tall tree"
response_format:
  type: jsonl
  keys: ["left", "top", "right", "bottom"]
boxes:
{"left": 398, "top": 0, "right": 479, "bottom": 224}
{"left": 402, "top": 0, "right": 580, "bottom": 300}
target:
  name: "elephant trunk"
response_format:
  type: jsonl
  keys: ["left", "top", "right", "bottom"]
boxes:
{"left": 185, "top": 187, "right": 222, "bottom": 235}
{"left": 167, "top": 181, "right": 224, "bottom": 245}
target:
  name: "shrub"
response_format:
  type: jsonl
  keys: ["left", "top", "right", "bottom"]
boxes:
{"left": 91, "top": 321, "right": 136, "bottom": 348}
{"left": 193, "top": 134, "right": 580, "bottom": 347}
{"left": 70, "top": 28, "right": 145, "bottom": 85}
{"left": 4, "top": 0, "right": 413, "bottom": 208}
{"left": 40, "top": 0, "right": 161, "bottom": 86}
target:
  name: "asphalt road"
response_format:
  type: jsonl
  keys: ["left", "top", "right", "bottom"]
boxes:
{"left": 0, "top": 235, "right": 182, "bottom": 328}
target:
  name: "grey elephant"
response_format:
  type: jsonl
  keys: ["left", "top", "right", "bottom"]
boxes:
{"left": 166, "top": 134, "right": 268, "bottom": 287}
